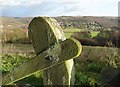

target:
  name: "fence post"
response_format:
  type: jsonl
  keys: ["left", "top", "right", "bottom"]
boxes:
{"left": 28, "top": 17, "right": 82, "bottom": 86}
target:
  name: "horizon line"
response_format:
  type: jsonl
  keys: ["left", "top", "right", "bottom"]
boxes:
{"left": 0, "top": 15, "right": 118, "bottom": 18}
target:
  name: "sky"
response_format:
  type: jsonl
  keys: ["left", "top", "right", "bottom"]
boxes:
{"left": 0, "top": 0, "right": 120, "bottom": 17}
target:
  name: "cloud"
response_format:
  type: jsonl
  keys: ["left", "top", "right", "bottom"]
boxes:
{"left": 1, "top": 0, "right": 43, "bottom": 6}
{"left": 1, "top": 0, "right": 119, "bottom": 6}
{"left": 46, "top": 0, "right": 119, "bottom": 3}
{"left": 1, "top": 0, "right": 119, "bottom": 17}
{"left": 52, "top": 1, "right": 118, "bottom": 16}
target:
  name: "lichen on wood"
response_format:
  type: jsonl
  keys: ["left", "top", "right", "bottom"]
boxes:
{"left": 28, "top": 17, "right": 82, "bottom": 86}
{"left": 2, "top": 38, "right": 81, "bottom": 85}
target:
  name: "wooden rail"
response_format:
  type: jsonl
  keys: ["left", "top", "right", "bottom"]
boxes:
{"left": 2, "top": 38, "right": 81, "bottom": 85}
{"left": 2, "top": 46, "right": 119, "bottom": 85}
{"left": 1, "top": 17, "right": 82, "bottom": 86}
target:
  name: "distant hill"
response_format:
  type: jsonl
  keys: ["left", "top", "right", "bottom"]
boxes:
{"left": 1, "top": 17, "right": 32, "bottom": 29}
{"left": 55, "top": 16, "right": 119, "bottom": 31}
{"left": 1, "top": 16, "right": 119, "bottom": 31}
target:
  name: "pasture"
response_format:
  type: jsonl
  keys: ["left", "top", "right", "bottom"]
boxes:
{"left": 2, "top": 43, "right": 120, "bottom": 86}
{"left": 1, "top": 27, "right": 120, "bottom": 86}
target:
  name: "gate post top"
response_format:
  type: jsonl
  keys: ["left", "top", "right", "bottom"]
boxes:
{"left": 28, "top": 16, "right": 82, "bottom": 57}
{"left": 28, "top": 17, "right": 66, "bottom": 54}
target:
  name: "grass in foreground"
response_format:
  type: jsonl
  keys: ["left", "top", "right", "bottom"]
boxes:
{"left": 1, "top": 54, "right": 106, "bottom": 86}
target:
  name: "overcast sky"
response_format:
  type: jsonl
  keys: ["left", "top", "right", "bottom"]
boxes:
{"left": 0, "top": 0, "right": 119, "bottom": 17}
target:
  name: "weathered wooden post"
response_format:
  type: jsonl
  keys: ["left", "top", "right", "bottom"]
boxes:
{"left": 2, "top": 17, "right": 82, "bottom": 86}
{"left": 28, "top": 17, "right": 82, "bottom": 86}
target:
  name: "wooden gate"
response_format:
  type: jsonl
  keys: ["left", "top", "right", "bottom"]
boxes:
{"left": 2, "top": 17, "right": 82, "bottom": 86}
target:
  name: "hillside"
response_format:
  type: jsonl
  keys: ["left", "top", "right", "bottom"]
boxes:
{"left": 56, "top": 16, "right": 118, "bottom": 28}
{"left": 1, "top": 16, "right": 119, "bottom": 31}
{"left": 1, "top": 17, "right": 32, "bottom": 29}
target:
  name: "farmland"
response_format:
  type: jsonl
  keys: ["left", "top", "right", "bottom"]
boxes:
{"left": 2, "top": 43, "right": 120, "bottom": 86}
{"left": 1, "top": 16, "right": 120, "bottom": 86}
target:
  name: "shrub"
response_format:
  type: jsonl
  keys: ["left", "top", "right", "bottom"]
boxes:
{"left": 73, "top": 31, "right": 92, "bottom": 39}
{"left": 74, "top": 38, "right": 99, "bottom": 46}
{"left": 2, "top": 54, "right": 29, "bottom": 73}
{"left": 93, "top": 30, "right": 120, "bottom": 47}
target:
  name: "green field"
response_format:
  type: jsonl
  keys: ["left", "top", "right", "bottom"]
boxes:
{"left": 1, "top": 44, "right": 104, "bottom": 86}
{"left": 91, "top": 31, "right": 100, "bottom": 38}
{"left": 1, "top": 16, "right": 120, "bottom": 86}
{"left": 63, "top": 28, "right": 81, "bottom": 38}
{"left": 1, "top": 28, "right": 120, "bottom": 86}
{"left": 1, "top": 53, "right": 104, "bottom": 86}
{"left": 64, "top": 28, "right": 100, "bottom": 38}
{"left": 63, "top": 28, "right": 81, "bottom": 32}
{"left": 2, "top": 28, "right": 82, "bottom": 41}
{"left": 1, "top": 28, "right": 100, "bottom": 43}
{"left": 2, "top": 43, "right": 120, "bottom": 86}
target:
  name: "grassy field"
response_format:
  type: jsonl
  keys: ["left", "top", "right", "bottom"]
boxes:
{"left": 1, "top": 28, "right": 120, "bottom": 86}
{"left": 2, "top": 28, "right": 81, "bottom": 42}
{"left": 1, "top": 53, "right": 104, "bottom": 86}
{"left": 91, "top": 31, "right": 100, "bottom": 38}
{"left": 63, "top": 28, "right": 81, "bottom": 32}
{"left": 64, "top": 28, "right": 81, "bottom": 38}
{"left": 2, "top": 43, "right": 120, "bottom": 86}
{"left": 64, "top": 31, "right": 100, "bottom": 38}
{"left": 2, "top": 28, "right": 100, "bottom": 43}
{"left": 2, "top": 29, "right": 29, "bottom": 44}
{"left": 2, "top": 43, "right": 35, "bottom": 57}
{"left": 1, "top": 16, "right": 119, "bottom": 86}
{"left": 64, "top": 28, "right": 100, "bottom": 38}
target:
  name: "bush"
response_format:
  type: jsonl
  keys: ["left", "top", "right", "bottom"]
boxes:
{"left": 74, "top": 38, "right": 99, "bottom": 46}
{"left": 75, "top": 61, "right": 105, "bottom": 86}
{"left": 93, "top": 30, "right": 120, "bottom": 47}
{"left": 2, "top": 54, "right": 43, "bottom": 86}
{"left": 2, "top": 54, "right": 29, "bottom": 74}
{"left": 73, "top": 31, "right": 92, "bottom": 39}
{"left": 2, "top": 29, "right": 31, "bottom": 44}
{"left": 72, "top": 31, "right": 100, "bottom": 46}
